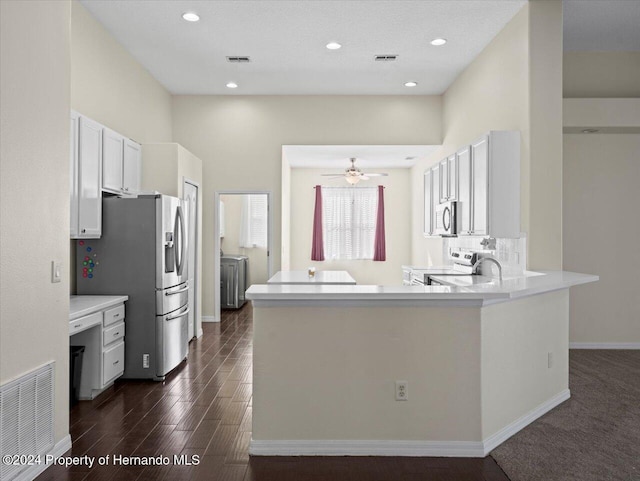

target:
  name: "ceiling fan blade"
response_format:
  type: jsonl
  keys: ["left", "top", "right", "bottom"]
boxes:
{"left": 320, "top": 173, "right": 343, "bottom": 176}
{"left": 360, "top": 175, "right": 370, "bottom": 180}
{"left": 362, "top": 173, "right": 389, "bottom": 177}
{"left": 322, "top": 175, "right": 346, "bottom": 180}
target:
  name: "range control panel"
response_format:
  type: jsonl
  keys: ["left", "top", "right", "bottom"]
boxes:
{"left": 78, "top": 240, "right": 99, "bottom": 279}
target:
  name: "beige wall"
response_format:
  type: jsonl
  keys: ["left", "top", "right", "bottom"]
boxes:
{"left": 563, "top": 134, "right": 640, "bottom": 343}
{"left": 70, "top": 0, "right": 172, "bottom": 143}
{"left": 1, "top": 0, "right": 71, "bottom": 443}
{"left": 172, "top": 95, "right": 442, "bottom": 316}
{"left": 564, "top": 52, "right": 640, "bottom": 98}
{"left": 251, "top": 291, "right": 569, "bottom": 445}
{"left": 220, "top": 194, "right": 269, "bottom": 285}
{"left": 288, "top": 169, "right": 411, "bottom": 285}
{"left": 411, "top": 2, "right": 563, "bottom": 272}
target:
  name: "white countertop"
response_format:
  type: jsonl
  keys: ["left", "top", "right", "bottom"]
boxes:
{"left": 246, "top": 271, "right": 598, "bottom": 307}
{"left": 267, "top": 270, "right": 356, "bottom": 285}
{"left": 70, "top": 295, "right": 129, "bottom": 321}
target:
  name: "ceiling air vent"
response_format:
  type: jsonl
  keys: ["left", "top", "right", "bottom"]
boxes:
{"left": 226, "top": 56, "right": 251, "bottom": 63}
{"left": 374, "top": 55, "right": 398, "bottom": 61}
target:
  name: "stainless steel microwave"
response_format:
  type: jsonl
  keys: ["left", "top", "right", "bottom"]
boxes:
{"left": 434, "top": 201, "right": 458, "bottom": 236}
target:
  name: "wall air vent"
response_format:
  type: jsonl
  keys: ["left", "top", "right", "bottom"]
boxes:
{"left": 226, "top": 56, "right": 251, "bottom": 63}
{"left": 374, "top": 55, "right": 398, "bottom": 61}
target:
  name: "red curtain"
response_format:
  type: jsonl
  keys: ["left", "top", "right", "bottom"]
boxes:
{"left": 311, "top": 185, "right": 325, "bottom": 261}
{"left": 373, "top": 185, "right": 386, "bottom": 261}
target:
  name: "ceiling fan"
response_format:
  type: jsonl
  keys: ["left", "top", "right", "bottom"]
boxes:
{"left": 321, "top": 158, "right": 389, "bottom": 185}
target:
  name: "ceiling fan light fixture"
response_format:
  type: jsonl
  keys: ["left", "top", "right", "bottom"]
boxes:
{"left": 345, "top": 176, "right": 360, "bottom": 185}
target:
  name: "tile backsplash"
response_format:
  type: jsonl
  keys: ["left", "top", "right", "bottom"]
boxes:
{"left": 442, "top": 235, "right": 527, "bottom": 277}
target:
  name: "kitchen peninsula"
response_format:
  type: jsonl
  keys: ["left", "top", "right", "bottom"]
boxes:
{"left": 246, "top": 271, "right": 597, "bottom": 457}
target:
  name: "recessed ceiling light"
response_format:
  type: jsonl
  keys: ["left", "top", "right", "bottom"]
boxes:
{"left": 430, "top": 38, "right": 447, "bottom": 46}
{"left": 404, "top": 81, "right": 418, "bottom": 87}
{"left": 326, "top": 42, "right": 342, "bottom": 50}
{"left": 581, "top": 129, "right": 599, "bottom": 133}
{"left": 226, "top": 82, "right": 238, "bottom": 89}
{"left": 182, "top": 12, "right": 200, "bottom": 22}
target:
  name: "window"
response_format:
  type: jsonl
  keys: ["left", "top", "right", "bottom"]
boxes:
{"left": 239, "top": 195, "right": 268, "bottom": 248}
{"left": 322, "top": 187, "right": 378, "bottom": 260}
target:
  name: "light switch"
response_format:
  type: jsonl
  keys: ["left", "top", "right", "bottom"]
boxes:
{"left": 51, "top": 261, "right": 62, "bottom": 283}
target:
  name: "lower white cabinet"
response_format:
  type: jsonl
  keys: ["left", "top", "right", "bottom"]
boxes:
{"left": 70, "top": 301, "right": 126, "bottom": 400}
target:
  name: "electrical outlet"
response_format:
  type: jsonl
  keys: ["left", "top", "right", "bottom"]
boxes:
{"left": 548, "top": 352, "right": 553, "bottom": 368}
{"left": 143, "top": 354, "right": 150, "bottom": 368}
{"left": 395, "top": 381, "right": 408, "bottom": 401}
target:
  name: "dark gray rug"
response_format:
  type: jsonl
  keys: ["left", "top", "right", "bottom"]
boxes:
{"left": 491, "top": 350, "right": 640, "bottom": 481}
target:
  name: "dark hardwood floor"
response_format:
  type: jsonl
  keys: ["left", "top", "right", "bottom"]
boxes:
{"left": 38, "top": 304, "right": 509, "bottom": 481}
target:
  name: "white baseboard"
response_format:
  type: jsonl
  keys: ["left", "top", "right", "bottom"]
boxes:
{"left": 482, "top": 389, "right": 570, "bottom": 455}
{"left": 202, "top": 316, "right": 219, "bottom": 323}
{"left": 570, "top": 342, "right": 640, "bottom": 349}
{"left": 250, "top": 439, "right": 485, "bottom": 457}
{"left": 250, "top": 389, "right": 571, "bottom": 458}
{"left": 14, "top": 434, "right": 72, "bottom": 481}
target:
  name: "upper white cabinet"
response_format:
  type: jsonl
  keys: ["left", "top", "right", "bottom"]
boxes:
{"left": 423, "top": 130, "right": 520, "bottom": 239}
{"left": 103, "top": 130, "right": 141, "bottom": 194}
{"left": 123, "top": 139, "right": 141, "bottom": 193}
{"left": 71, "top": 112, "right": 143, "bottom": 238}
{"left": 459, "top": 131, "right": 520, "bottom": 238}
{"left": 423, "top": 169, "right": 433, "bottom": 236}
{"left": 73, "top": 116, "right": 103, "bottom": 238}
{"left": 102, "top": 128, "right": 124, "bottom": 193}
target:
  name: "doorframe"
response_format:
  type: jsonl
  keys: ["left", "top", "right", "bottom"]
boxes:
{"left": 213, "top": 190, "right": 273, "bottom": 323}
{"left": 183, "top": 177, "right": 202, "bottom": 338}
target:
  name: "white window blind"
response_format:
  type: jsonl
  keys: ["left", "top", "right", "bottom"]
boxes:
{"left": 322, "top": 186, "right": 378, "bottom": 260}
{"left": 239, "top": 195, "right": 268, "bottom": 248}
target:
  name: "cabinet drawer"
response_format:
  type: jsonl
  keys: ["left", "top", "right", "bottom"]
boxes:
{"left": 103, "top": 322, "right": 125, "bottom": 347}
{"left": 103, "top": 341, "right": 124, "bottom": 385}
{"left": 69, "top": 311, "right": 102, "bottom": 335}
{"left": 104, "top": 304, "right": 125, "bottom": 327}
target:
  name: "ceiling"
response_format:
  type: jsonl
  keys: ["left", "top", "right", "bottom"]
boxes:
{"left": 284, "top": 145, "right": 439, "bottom": 169}
{"left": 80, "top": 0, "right": 640, "bottom": 96}
{"left": 564, "top": 0, "right": 640, "bottom": 51}
{"left": 80, "top": 0, "right": 526, "bottom": 95}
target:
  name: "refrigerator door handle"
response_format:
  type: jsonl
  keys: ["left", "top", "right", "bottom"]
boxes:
{"left": 166, "top": 305, "right": 190, "bottom": 321}
{"left": 175, "top": 205, "right": 186, "bottom": 276}
{"left": 165, "top": 283, "right": 189, "bottom": 296}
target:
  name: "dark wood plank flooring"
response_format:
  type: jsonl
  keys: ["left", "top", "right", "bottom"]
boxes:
{"left": 37, "top": 304, "right": 509, "bottom": 481}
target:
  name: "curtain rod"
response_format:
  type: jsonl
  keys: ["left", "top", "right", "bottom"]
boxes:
{"left": 313, "top": 185, "right": 385, "bottom": 189}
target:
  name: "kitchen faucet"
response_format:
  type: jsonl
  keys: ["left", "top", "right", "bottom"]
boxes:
{"left": 473, "top": 257, "right": 503, "bottom": 282}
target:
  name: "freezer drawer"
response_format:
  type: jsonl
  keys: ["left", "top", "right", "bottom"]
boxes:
{"left": 156, "top": 281, "right": 189, "bottom": 315}
{"left": 155, "top": 304, "right": 189, "bottom": 379}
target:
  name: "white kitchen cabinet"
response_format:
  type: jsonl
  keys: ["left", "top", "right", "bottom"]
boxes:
{"left": 123, "top": 139, "right": 141, "bottom": 193}
{"left": 423, "top": 169, "right": 433, "bottom": 236}
{"left": 439, "top": 158, "right": 448, "bottom": 203}
{"left": 103, "top": 130, "right": 141, "bottom": 194}
{"left": 456, "top": 145, "right": 472, "bottom": 234}
{"left": 69, "top": 297, "right": 127, "bottom": 400}
{"left": 70, "top": 112, "right": 80, "bottom": 237}
{"left": 447, "top": 154, "right": 457, "bottom": 201}
{"left": 76, "top": 116, "right": 103, "bottom": 238}
{"left": 459, "top": 131, "right": 520, "bottom": 238}
{"left": 102, "top": 128, "right": 124, "bottom": 193}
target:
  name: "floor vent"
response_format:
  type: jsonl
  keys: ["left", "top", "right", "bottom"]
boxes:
{"left": 0, "top": 363, "right": 54, "bottom": 481}
{"left": 374, "top": 55, "right": 398, "bottom": 61}
{"left": 226, "top": 56, "right": 251, "bottom": 63}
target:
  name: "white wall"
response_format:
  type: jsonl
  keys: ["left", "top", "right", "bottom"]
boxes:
{"left": 172, "top": 95, "right": 442, "bottom": 316}
{"left": 288, "top": 169, "right": 411, "bottom": 285}
{"left": 563, "top": 52, "right": 640, "bottom": 98}
{"left": 411, "top": 2, "right": 563, "bottom": 271}
{"left": 1, "top": 0, "right": 71, "bottom": 443}
{"left": 220, "top": 194, "right": 269, "bottom": 285}
{"left": 71, "top": 0, "right": 172, "bottom": 143}
{"left": 564, "top": 134, "right": 640, "bottom": 344}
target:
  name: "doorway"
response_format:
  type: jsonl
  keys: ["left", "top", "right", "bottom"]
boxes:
{"left": 183, "top": 179, "right": 200, "bottom": 339}
{"left": 213, "top": 191, "right": 273, "bottom": 322}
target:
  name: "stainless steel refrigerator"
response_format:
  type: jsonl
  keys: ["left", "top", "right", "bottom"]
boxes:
{"left": 76, "top": 194, "right": 190, "bottom": 380}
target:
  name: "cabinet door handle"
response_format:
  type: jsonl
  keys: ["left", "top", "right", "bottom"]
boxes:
{"left": 73, "top": 324, "right": 82, "bottom": 329}
{"left": 113, "top": 360, "right": 119, "bottom": 365}
{"left": 114, "top": 313, "right": 120, "bottom": 318}
{"left": 113, "top": 332, "right": 120, "bottom": 336}
{"left": 81, "top": 228, "right": 86, "bottom": 233}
